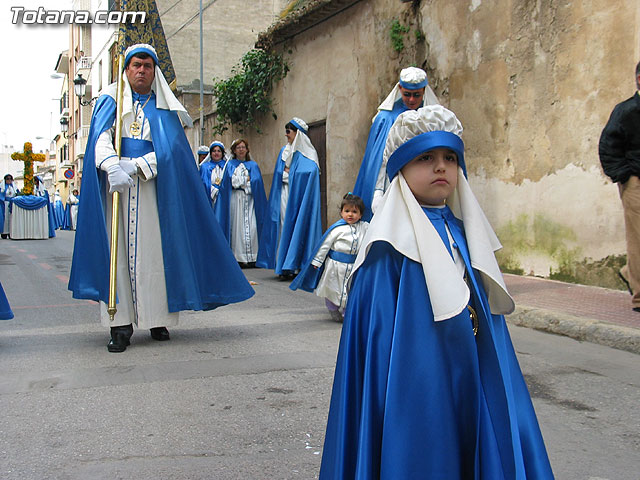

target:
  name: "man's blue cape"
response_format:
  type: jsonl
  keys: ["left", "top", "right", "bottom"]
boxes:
{"left": 68, "top": 90, "right": 254, "bottom": 311}
{"left": 257, "top": 147, "right": 322, "bottom": 274}
{"left": 352, "top": 99, "right": 411, "bottom": 221}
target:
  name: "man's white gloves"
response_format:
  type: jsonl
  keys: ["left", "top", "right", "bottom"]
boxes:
{"left": 107, "top": 164, "right": 135, "bottom": 193}
{"left": 119, "top": 159, "right": 138, "bottom": 177}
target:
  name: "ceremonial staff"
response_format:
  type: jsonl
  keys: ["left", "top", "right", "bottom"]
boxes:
{"left": 107, "top": 27, "right": 127, "bottom": 322}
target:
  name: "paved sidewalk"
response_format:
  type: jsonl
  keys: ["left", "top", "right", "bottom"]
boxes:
{"left": 504, "top": 274, "right": 640, "bottom": 355}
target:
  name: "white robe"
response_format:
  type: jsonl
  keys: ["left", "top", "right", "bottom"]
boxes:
{"left": 311, "top": 221, "right": 369, "bottom": 311}
{"left": 1, "top": 182, "right": 17, "bottom": 234}
{"left": 67, "top": 193, "right": 79, "bottom": 230}
{"left": 95, "top": 87, "right": 179, "bottom": 329}
{"left": 229, "top": 162, "right": 259, "bottom": 263}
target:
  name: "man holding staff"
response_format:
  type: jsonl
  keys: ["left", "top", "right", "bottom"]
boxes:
{"left": 68, "top": 44, "right": 254, "bottom": 352}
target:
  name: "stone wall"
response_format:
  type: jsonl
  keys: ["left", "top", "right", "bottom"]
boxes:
{"left": 208, "top": 0, "right": 639, "bottom": 289}
{"left": 417, "top": 0, "right": 639, "bottom": 286}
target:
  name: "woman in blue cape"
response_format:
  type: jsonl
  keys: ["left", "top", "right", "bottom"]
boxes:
{"left": 319, "top": 106, "right": 554, "bottom": 479}
{"left": 225, "top": 138, "right": 268, "bottom": 266}
{"left": 199, "top": 140, "right": 231, "bottom": 240}
{"left": 257, "top": 117, "right": 322, "bottom": 278}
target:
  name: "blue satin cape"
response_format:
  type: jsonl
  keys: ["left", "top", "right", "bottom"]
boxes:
{"left": 289, "top": 219, "right": 347, "bottom": 293}
{"left": 223, "top": 158, "right": 268, "bottom": 246}
{"left": 257, "top": 147, "right": 322, "bottom": 274}
{"left": 68, "top": 92, "right": 254, "bottom": 311}
{"left": 199, "top": 159, "right": 230, "bottom": 241}
{"left": 52, "top": 198, "right": 65, "bottom": 229}
{"left": 352, "top": 99, "right": 411, "bottom": 221}
{"left": 0, "top": 280, "right": 13, "bottom": 320}
{"left": 319, "top": 210, "right": 554, "bottom": 479}
{"left": 62, "top": 203, "right": 72, "bottom": 230}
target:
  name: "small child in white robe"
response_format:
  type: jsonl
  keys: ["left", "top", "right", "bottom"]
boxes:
{"left": 290, "top": 193, "right": 368, "bottom": 322}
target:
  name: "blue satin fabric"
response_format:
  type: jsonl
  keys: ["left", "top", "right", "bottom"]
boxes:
{"left": 44, "top": 191, "right": 56, "bottom": 238}
{"left": 319, "top": 210, "right": 554, "bottom": 479}
{"left": 121, "top": 137, "right": 154, "bottom": 158}
{"left": 11, "top": 194, "right": 55, "bottom": 237}
{"left": 0, "top": 280, "right": 13, "bottom": 320}
{"left": 257, "top": 147, "right": 322, "bottom": 274}
{"left": 328, "top": 249, "right": 357, "bottom": 263}
{"left": 220, "top": 158, "right": 268, "bottom": 246}
{"left": 68, "top": 91, "right": 254, "bottom": 311}
{"left": 199, "top": 158, "right": 230, "bottom": 240}
{"left": 10, "top": 196, "right": 48, "bottom": 210}
{"left": 52, "top": 198, "right": 65, "bottom": 230}
{"left": 290, "top": 219, "right": 347, "bottom": 293}
{"left": 352, "top": 99, "right": 411, "bottom": 221}
{"left": 62, "top": 203, "right": 72, "bottom": 230}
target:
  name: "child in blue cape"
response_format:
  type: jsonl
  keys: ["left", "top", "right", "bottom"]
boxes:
{"left": 290, "top": 193, "right": 368, "bottom": 322}
{"left": 319, "top": 105, "right": 554, "bottom": 479}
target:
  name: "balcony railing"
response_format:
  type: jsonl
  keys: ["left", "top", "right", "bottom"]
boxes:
{"left": 76, "top": 56, "right": 92, "bottom": 73}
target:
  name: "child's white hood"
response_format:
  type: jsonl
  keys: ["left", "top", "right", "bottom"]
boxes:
{"left": 350, "top": 169, "right": 515, "bottom": 321}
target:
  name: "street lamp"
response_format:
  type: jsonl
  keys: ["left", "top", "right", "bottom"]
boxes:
{"left": 60, "top": 117, "right": 69, "bottom": 138}
{"left": 74, "top": 74, "right": 97, "bottom": 106}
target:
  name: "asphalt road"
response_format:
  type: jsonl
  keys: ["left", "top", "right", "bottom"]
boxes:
{"left": 0, "top": 231, "right": 638, "bottom": 479}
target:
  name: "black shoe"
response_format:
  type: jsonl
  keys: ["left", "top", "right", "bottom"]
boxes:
{"left": 633, "top": 307, "right": 640, "bottom": 313}
{"left": 0, "top": 234, "right": 7, "bottom": 239}
{"left": 150, "top": 327, "right": 170, "bottom": 341}
{"left": 107, "top": 325, "right": 133, "bottom": 353}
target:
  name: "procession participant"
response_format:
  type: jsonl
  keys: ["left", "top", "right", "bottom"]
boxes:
{"left": 199, "top": 140, "right": 230, "bottom": 238}
{"left": 33, "top": 176, "right": 46, "bottom": 197}
{"left": 65, "top": 189, "right": 80, "bottom": 230}
{"left": 319, "top": 105, "right": 554, "bottom": 479}
{"left": 257, "top": 117, "right": 322, "bottom": 279}
{"left": 226, "top": 138, "right": 267, "bottom": 266}
{"left": 52, "top": 190, "right": 65, "bottom": 229}
{"left": 353, "top": 66, "right": 439, "bottom": 220}
{"left": 290, "top": 193, "right": 368, "bottom": 322}
{"left": 33, "top": 176, "right": 56, "bottom": 238}
{"left": 68, "top": 43, "right": 254, "bottom": 353}
{"left": 196, "top": 144, "right": 209, "bottom": 164}
{"left": 0, "top": 174, "right": 17, "bottom": 239}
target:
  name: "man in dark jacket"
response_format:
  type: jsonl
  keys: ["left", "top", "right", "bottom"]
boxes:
{"left": 599, "top": 60, "right": 640, "bottom": 312}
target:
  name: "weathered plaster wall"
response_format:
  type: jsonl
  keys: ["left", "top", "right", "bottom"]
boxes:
{"left": 234, "top": 0, "right": 418, "bottom": 224}
{"left": 212, "top": 0, "right": 639, "bottom": 287}
{"left": 417, "top": 0, "right": 639, "bottom": 282}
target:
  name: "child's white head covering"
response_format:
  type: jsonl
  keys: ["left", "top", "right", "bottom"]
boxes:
{"left": 121, "top": 43, "right": 193, "bottom": 127}
{"left": 197, "top": 145, "right": 209, "bottom": 155}
{"left": 351, "top": 105, "right": 514, "bottom": 321}
{"left": 282, "top": 117, "right": 319, "bottom": 167}
{"left": 376, "top": 67, "right": 440, "bottom": 113}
